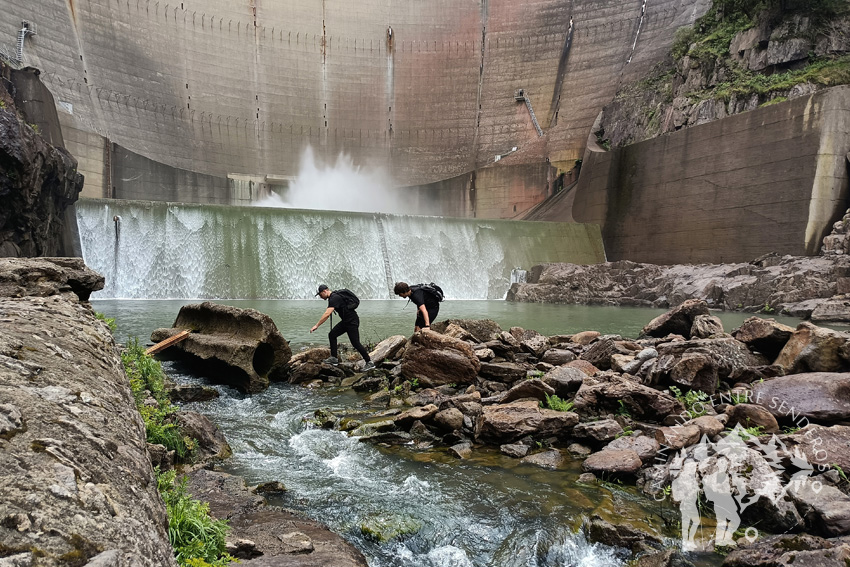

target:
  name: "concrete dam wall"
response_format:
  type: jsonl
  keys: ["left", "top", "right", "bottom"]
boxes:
{"left": 3, "top": 0, "right": 709, "bottom": 217}
{"left": 563, "top": 85, "right": 850, "bottom": 264}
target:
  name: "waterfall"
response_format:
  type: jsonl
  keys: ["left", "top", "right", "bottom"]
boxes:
{"left": 76, "top": 199, "right": 603, "bottom": 300}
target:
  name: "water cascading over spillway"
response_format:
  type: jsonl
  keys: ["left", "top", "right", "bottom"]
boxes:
{"left": 76, "top": 199, "right": 604, "bottom": 300}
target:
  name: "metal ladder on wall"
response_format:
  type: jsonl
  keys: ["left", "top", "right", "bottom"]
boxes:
{"left": 375, "top": 216, "right": 395, "bottom": 296}
{"left": 16, "top": 21, "right": 36, "bottom": 63}
{"left": 515, "top": 89, "right": 543, "bottom": 137}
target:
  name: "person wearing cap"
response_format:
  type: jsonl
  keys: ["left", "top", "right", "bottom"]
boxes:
{"left": 310, "top": 284, "right": 374, "bottom": 369}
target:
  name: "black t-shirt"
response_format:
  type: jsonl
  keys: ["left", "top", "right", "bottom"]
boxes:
{"left": 411, "top": 287, "right": 439, "bottom": 310}
{"left": 328, "top": 291, "right": 353, "bottom": 319}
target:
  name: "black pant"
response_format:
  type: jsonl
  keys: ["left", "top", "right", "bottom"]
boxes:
{"left": 415, "top": 304, "right": 440, "bottom": 328}
{"left": 328, "top": 313, "right": 370, "bottom": 362}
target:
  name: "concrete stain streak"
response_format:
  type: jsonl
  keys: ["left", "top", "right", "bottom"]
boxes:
{"left": 547, "top": 10, "right": 574, "bottom": 128}
{"left": 626, "top": 0, "right": 648, "bottom": 64}
{"left": 472, "top": 0, "right": 489, "bottom": 170}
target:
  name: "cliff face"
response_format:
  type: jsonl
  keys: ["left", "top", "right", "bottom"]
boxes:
{"left": 596, "top": 3, "right": 850, "bottom": 148}
{"left": 0, "top": 258, "right": 177, "bottom": 566}
{"left": 0, "top": 65, "right": 83, "bottom": 258}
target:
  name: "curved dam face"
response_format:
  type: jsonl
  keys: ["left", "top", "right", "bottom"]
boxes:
{"left": 76, "top": 198, "right": 605, "bottom": 299}
{"left": 4, "top": 0, "right": 709, "bottom": 217}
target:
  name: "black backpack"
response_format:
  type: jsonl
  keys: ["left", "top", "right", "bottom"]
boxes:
{"left": 413, "top": 282, "right": 444, "bottom": 302}
{"left": 331, "top": 289, "right": 360, "bottom": 310}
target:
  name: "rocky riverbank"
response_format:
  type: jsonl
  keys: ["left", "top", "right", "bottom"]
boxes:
{"left": 277, "top": 298, "right": 850, "bottom": 564}
{"left": 0, "top": 258, "right": 367, "bottom": 567}
{"left": 506, "top": 251, "right": 850, "bottom": 323}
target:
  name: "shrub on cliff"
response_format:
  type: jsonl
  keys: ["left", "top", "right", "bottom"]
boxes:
{"left": 122, "top": 338, "right": 194, "bottom": 460}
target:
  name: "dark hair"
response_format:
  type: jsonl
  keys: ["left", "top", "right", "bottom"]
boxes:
{"left": 393, "top": 281, "right": 410, "bottom": 295}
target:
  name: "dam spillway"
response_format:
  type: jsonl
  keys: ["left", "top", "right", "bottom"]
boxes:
{"left": 76, "top": 199, "right": 604, "bottom": 300}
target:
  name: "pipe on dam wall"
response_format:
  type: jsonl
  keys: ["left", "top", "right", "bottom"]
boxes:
{"left": 75, "top": 198, "right": 605, "bottom": 300}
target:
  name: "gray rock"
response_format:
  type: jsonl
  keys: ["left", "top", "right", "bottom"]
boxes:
{"left": 476, "top": 400, "right": 578, "bottom": 444}
{"left": 753, "top": 373, "right": 850, "bottom": 423}
{"left": 501, "top": 379, "right": 555, "bottom": 404}
{"left": 582, "top": 449, "right": 643, "bottom": 475}
{"left": 787, "top": 481, "right": 850, "bottom": 536}
{"left": 541, "top": 348, "right": 576, "bottom": 366}
{"left": 520, "top": 449, "right": 564, "bottom": 469}
{"left": 691, "top": 314, "right": 724, "bottom": 338}
{"left": 151, "top": 301, "right": 292, "bottom": 393}
{"left": 641, "top": 299, "right": 711, "bottom": 339}
{"left": 733, "top": 317, "right": 795, "bottom": 359}
{"left": 500, "top": 443, "right": 530, "bottom": 458}
{"left": 573, "top": 419, "right": 623, "bottom": 443}
{"left": 721, "top": 534, "right": 850, "bottom": 566}
{"left": 449, "top": 442, "right": 472, "bottom": 459}
{"left": 604, "top": 435, "right": 660, "bottom": 463}
{"left": 542, "top": 365, "right": 585, "bottom": 396}
{"left": 369, "top": 335, "right": 408, "bottom": 363}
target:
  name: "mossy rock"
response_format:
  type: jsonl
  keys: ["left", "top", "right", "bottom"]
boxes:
{"left": 360, "top": 513, "right": 423, "bottom": 542}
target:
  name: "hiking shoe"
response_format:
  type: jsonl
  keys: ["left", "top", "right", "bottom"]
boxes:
{"left": 363, "top": 361, "right": 376, "bottom": 371}
{"left": 322, "top": 356, "right": 339, "bottom": 366}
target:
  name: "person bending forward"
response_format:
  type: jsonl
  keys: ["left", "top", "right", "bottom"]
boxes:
{"left": 394, "top": 281, "right": 440, "bottom": 333}
{"left": 311, "top": 284, "right": 374, "bottom": 369}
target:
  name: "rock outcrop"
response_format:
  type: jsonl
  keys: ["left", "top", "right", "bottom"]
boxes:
{"left": 0, "top": 64, "right": 83, "bottom": 258}
{"left": 0, "top": 261, "right": 176, "bottom": 565}
{"left": 507, "top": 255, "right": 850, "bottom": 318}
{"left": 151, "top": 301, "right": 292, "bottom": 393}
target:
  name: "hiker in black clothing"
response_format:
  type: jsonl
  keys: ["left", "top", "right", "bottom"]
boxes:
{"left": 311, "top": 284, "right": 374, "bottom": 369}
{"left": 394, "top": 281, "right": 440, "bottom": 333}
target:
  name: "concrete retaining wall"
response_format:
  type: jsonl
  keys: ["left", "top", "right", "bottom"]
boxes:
{"left": 567, "top": 86, "right": 850, "bottom": 264}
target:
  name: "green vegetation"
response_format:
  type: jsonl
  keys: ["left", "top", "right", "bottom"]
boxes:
{"left": 541, "top": 393, "right": 574, "bottom": 412}
{"left": 94, "top": 311, "right": 117, "bottom": 333}
{"left": 157, "top": 469, "right": 235, "bottom": 567}
{"left": 673, "top": 0, "right": 850, "bottom": 103}
{"left": 616, "top": 400, "right": 632, "bottom": 417}
{"left": 122, "top": 338, "right": 194, "bottom": 460}
{"left": 731, "top": 425, "right": 765, "bottom": 440}
{"left": 669, "top": 385, "right": 710, "bottom": 419}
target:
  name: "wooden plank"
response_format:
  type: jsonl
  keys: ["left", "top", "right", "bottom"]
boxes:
{"left": 145, "top": 330, "right": 191, "bottom": 355}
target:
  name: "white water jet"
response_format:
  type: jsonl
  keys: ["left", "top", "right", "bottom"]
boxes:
{"left": 255, "top": 146, "right": 410, "bottom": 215}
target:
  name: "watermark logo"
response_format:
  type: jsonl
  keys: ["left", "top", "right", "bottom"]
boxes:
{"left": 664, "top": 422, "right": 822, "bottom": 551}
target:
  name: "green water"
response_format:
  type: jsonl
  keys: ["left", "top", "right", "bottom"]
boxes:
{"left": 91, "top": 298, "right": 803, "bottom": 348}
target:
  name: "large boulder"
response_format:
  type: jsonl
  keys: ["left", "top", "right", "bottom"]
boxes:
{"left": 753, "top": 373, "right": 850, "bottom": 424}
{"left": 542, "top": 365, "right": 585, "bottom": 396}
{"left": 573, "top": 374, "right": 685, "bottom": 421}
{"left": 648, "top": 338, "right": 769, "bottom": 394}
{"left": 640, "top": 299, "right": 711, "bottom": 339}
{"left": 0, "top": 292, "right": 177, "bottom": 565}
{"left": 582, "top": 449, "right": 643, "bottom": 475}
{"left": 773, "top": 322, "right": 850, "bottom": 373}
{"left": 430, "top": 319, "right": 503, "bottom": 342}
{"left": 786, "top": 481, "right": 850, "bottom": 537}
{"left": 475, "top": 399, "right": 578, "bottom": 444}
{"left": 151, "top": 302, "right": 291, "bottom": 393}
{"left": 399, "top": 330, "right": 481, "bottom": 388}
{"left": 0, "top": 257, "right": 104, "bottom": 301}
{"left": 732, "top": 317, "right": 795, "bottom": 360}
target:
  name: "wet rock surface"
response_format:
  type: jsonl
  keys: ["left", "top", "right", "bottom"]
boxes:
{"left": 151, "top": 301, "right": 292, "bottom": 393}
{"left": 185, "top": 469, "right": 368, "bottom": 566}
{"left": 0, "top": 270, "right": 176, "bottom": 565}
